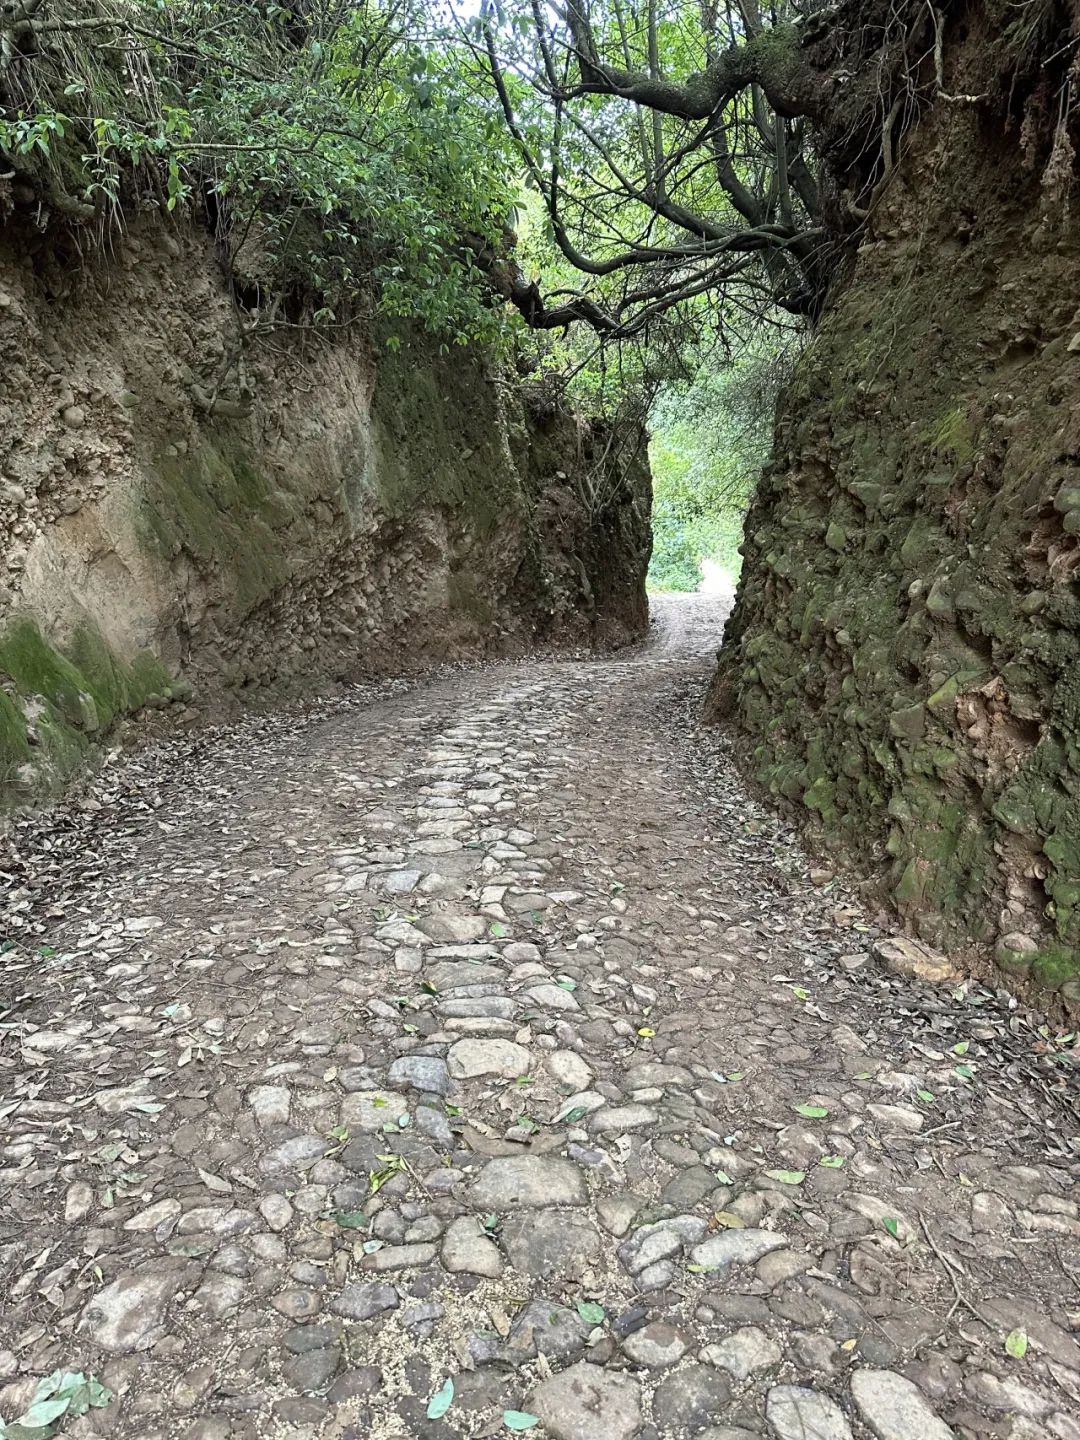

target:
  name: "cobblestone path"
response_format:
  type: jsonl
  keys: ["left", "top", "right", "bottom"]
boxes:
{"left": 1, "top": 595, "right": 1077, "bottom": 1440}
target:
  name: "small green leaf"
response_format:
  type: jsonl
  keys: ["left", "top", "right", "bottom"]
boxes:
{"left": 561, "top": 1105, "right": 587, "bottom": 1123}
{"left": 1005, "top": 1328, "right": 1028, "bottom": 1359}
{"left": 576, "top": 1300, "right": 605, "bottom": 1325}
{"left": 503, "top": 1411, "right": 539, "bottom": 1431}
{"left": 765, "top": 1169, "right": 806, "bottom": 1185}
{"left": 819, "top": 1155, "right": 846, "bottom": 1168}
{"left": 490, "top": 921, "right": 508, "bottom": 938}
{"left": 792, "top": 1103, "right": 829, "bottom": 1118}
{"left": 726, "top": 1071, "right": 744, "bottom": 1082}
{"left": 332, "top": 1210, "right": 368, "bottom": 1229}
{"left": 712, "top": 1210, "right": 745, "bottom": 1228}
{"left": 556, "top": 976, "right": 577, "bottom": 990}
{"left": 792, "top": 986, "right": 809, "bottom": 1000}
{"left": 953, "top": 1041, "right": 970, "bottom": 1055}
{"left": 882, "top": 1217, "right": 900, "bottom": 1239}
{"left": 714, "top": 1169, "right": 734, "bottom": 1185}
{"left": 637, "top": 1026, "right": 655, "bottom": 1037}
{"left": 954, "top": 1064, "right": 974, "bottom": 1079}
{"left": 917, "top": 1089, "right": 935, "bottom": 1103}
{"left": 427, "top": 1377, "right": 454, "bottom": 1419}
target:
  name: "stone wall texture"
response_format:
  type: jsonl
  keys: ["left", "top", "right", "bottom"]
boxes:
{"left": 714, "top": 23, "right": 1080, "bottom": 1006}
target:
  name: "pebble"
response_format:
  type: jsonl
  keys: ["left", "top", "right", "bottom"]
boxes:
{"left": 330, "top": 1283, "right": 399, "bottom": 1320}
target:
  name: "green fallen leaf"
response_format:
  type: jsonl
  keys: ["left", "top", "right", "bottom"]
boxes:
{"left": 882, "top": 1217, "right": 900, "bottom": 1239}
{"left": 917, "top": 1089, "right": 935, "bottom": 1103}
{"left": 7, "top": 1370, "right": 113, "bottom": 1437}
{"left": 712, "top": 1210, "right": 745, "bottom": 1229}
{"left": 1005, "top": 1328, "right": 1028, "bottom": 1359}
{"left": 953, "top": 1041, "right": 970, "bottom": 1055}
{"left": 819, "top": 1155, "right": 846, "bottom": 1168}
{"left": 575, "top": 1301, "right": 605, "bottom": 1325}
{"left": 954, "top": 1064, "right": 974, "bottom": 1079}
{"left": 556, "top": 976, "right": 577, "bottom": 990}
{"left": 765, "top": 1169, "right": 806, "bottom": 1185}
{"left": 792, "top": 1103, "right": 829, "bottom": 1118}
{"left": 427, "top": 1377, "right": 454, "bottom": 1420}
{"left": 792, "top": 986, "right": 809, "bottom": 1000}
{"left": 561, "top": 1105, "right": 587, "bottom": 1124}
{"left": 714, "top": 1169, "right": 734, "bottom": 1185}
{"left": 489, "top": 921, "right": 508, "bottom": 938}
{"left": 503, "top": 1411, "right": 539, "bottom": 1431}
{"left": 726, "top": 1071, "right": 745, "bottom": 1082}
{"left": 637, "top": 1026, "right": 655, "bottom": 1038}
{"left": 332, "top": 1210, "right": 368, "bottom": 1229}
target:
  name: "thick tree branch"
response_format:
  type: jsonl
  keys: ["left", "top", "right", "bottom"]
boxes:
{"left": 559, "top": 1, "right": 824, "bottom": 120}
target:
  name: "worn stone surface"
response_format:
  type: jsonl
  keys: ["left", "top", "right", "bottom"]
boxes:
{"left": 766, "top": 1385, "right": 854, "bottom": 1440}
{"left": 850, "top": 1368, "right": 953, "bottom": 1440}
{"left": 0, "top": 595, "right": 1074, "bottom": 1439}
{"left": 530, "top": 1362, "right": 642, "bottom": 1440}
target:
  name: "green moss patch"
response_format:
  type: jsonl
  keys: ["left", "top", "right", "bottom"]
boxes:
{"left": 0, "top": 617, "right": 170, "bottom": 807}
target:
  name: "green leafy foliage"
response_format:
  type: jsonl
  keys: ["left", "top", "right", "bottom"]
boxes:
{"left": 0, "top": 1371, "right": 112, "bottom": 1439}
{"left": 648, "top": 339, "right": 796, "bottom": 591}
{"left": 0, "top": 1, "right": 517, "bottom": 347}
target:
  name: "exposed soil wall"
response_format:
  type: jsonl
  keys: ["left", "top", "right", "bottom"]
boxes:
{"left": 714, "top": 8, "right": 1080, "bottom": 1006}
{"left": 0, "top": 220, "right": 650, "bottom": 807}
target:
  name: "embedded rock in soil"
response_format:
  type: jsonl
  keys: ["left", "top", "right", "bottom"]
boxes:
{"left": 79, "top": 1263, "right": 190, "bottom": 1352}
{"left": 448, "top": 1038, "right": 532, "bottom": 1080}
{"left": 529, "top": 1361, "right": 643, "bottom": 1440}
{"left": 467, "top": 1155, "right": 588, "bottom": 1209}
{"left": 850, "top": 1369, "right": 953, "bottom": 1440}
{"left": 765, "top": 1386, "right": 854, "bottom": 1440}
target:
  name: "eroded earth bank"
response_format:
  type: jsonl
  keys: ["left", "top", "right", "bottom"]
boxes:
{"left": 0, "top": 596, "right": 1076, "bottom": 1440}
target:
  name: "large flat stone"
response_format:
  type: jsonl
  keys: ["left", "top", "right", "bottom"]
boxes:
{"left": 341, "top": 1090, "right": 410, "bottom": 1132}
{"left": 530, "top": 1361, "right": 642, "bottom": 1440}
{"left": 850, "top": 1369, "right": 953, "bottom": 1440}
{"left": 766, "top": 1386, "right": 854, "bottom": 1440}
{"left": 80, "top": 1262, "right": 189, "bottom": 1352}
{"left": 502, "top": 1211, "right": 599, "bottom": 1277}
{"left": 441, "top": 1217, "right": 504, "bottom": 1277}
{"left": 468, "top": 1155, "right": 588, "bottom": 1209}
{"left": 690, "top": 1228, "right": 789, "bottom": 1269}
{"left": 448, "top": 1038, "right": 531, "bottom": 1080}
